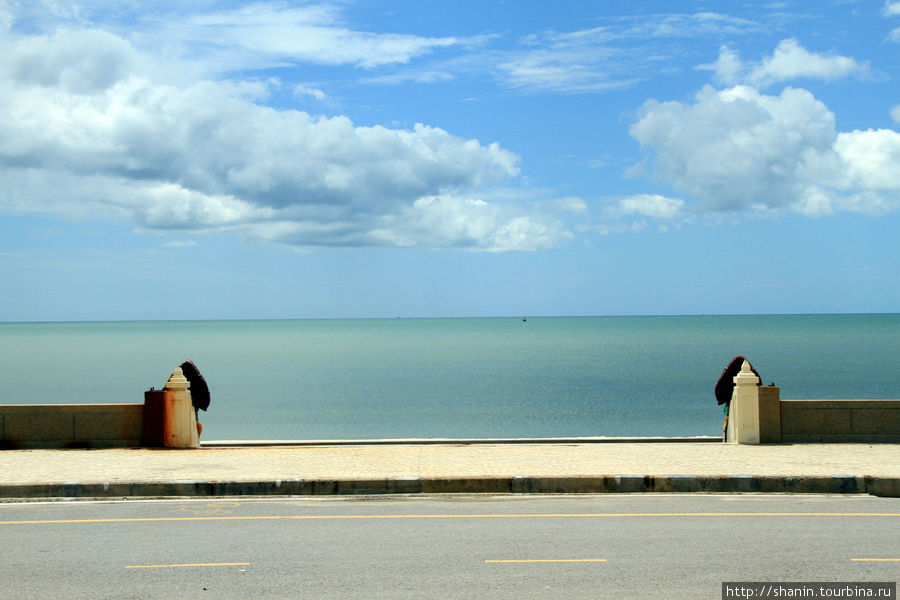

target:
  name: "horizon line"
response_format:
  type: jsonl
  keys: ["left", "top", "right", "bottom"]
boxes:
{"left": 1, "top": 311, "right": 897, "bottom": 326}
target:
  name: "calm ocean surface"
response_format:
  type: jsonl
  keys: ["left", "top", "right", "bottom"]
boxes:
{"left": 1, "top": 315, "right": 897, "bottom": 440}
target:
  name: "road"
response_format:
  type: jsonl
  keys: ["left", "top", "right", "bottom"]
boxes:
{"left": 1, "top": 494, "right": 898, "bottom": 599}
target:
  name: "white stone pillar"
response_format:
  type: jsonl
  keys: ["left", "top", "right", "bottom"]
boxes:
{"left": 730, "top": 359, "right": 761, "bottom": 444}
{"left": 163, "top": 367, "right": 199, "bottom": 449}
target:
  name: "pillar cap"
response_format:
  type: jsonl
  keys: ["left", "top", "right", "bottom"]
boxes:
{"left": 734, "top": 359, "right": 760, "bottom": 386}
{"left": 165, "top": 366, "right": 190, "bottom": 391}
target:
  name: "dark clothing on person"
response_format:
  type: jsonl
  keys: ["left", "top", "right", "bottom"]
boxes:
{"left": 715, "top": 355, "right": 761, "bottom": 406}
{"left": 179, "top": 360, "right": 210, "bottom": 412}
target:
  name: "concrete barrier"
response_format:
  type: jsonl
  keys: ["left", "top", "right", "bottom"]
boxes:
{"left": 781, "top": 399, "right": 900, "bottom": 443}
{"left": 0, "top": 367, "right": 199, "bottom": 449}
{"left": 0, "top": 404, "right": 143, "bottom": 449}
{"left": 726, "top": 359, "right": 900, "bottom": 444}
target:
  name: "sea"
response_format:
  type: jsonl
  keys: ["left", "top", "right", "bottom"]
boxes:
{"left": 0, "top": 314, "right": 897, "bottom": 440}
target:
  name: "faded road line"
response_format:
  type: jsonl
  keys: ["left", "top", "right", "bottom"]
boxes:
{"left": 486, "top": 559, "right": 607, "bottom": 563}
{"left": 851, "top": 558, "right": 900, "bottom": 562}
{"left": 2, "top": 512, "right": 899, "bottom": 525}
{"left": 126, "top": 562, "right": 250, "bottom": 569}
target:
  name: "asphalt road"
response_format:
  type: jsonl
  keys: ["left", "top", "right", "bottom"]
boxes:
{"left": 1, "top": 494, "right": 898, "bottom": 599}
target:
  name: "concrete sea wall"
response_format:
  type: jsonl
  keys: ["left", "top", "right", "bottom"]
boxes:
{"left": 726, "top": 360, "right": 900, "bottom": 444}
{"left": 0, "top": 404, "right": 143, "bottom": 449}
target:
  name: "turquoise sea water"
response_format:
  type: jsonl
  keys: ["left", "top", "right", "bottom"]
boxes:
{"left": 1, "top": 314, "right": 897, "bottom": 440}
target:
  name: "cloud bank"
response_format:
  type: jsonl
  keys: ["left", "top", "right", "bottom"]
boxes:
{"left": 0, "top": 18, "right": 565, "bottom": 251}
{"left": 2, "top": 5, "right": 898, "bottom": 249}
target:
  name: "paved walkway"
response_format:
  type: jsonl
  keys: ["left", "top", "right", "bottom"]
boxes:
{"left": 2, "top": 440, "right": 899, "bottom": 498}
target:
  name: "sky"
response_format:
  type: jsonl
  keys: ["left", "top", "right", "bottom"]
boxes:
{"left": 1, "top": 0, "right": 899, "bottom": 321}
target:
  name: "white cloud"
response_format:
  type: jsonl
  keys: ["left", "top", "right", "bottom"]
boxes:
{"left": 600, "top": 11, "right": 763, "bottom": 39}
{"left": 553, "top": 197, "right": 590, "bottom": 214}
{"left": 293, "top": 84, "right": 327, "bottom": 102}
{"left": 617, "top": 194, "right": 685, "bottom": 219}
{"left": 834, "top": 129, "right": 900, "bottom": 192}
{"left": 629, "top": 84, "right": 900, "bottom": 216}
{"left": 163, "top": 239, "right": 198, "bottom": 248}
{"left": 11, "top": 2, "right": 464, "bottom": 75}
{"left": 752, "top": 39, "right": 869, "bottom": 86}
{"left": 7, "top": 28, "right": 139, "bottom": 93}
{"left": 496, "top": 38, "right": 634, "bottom": 93}
{"left": 708, "top": 45, "right": 743, "bottom": 85}
{"left": 709, "top": 39, "right": 870, "bottom": 87}
{"left": 382, "top": 195, "right": 567, "bottom": 251}
{"left": 491, "top": 12, "right": 762, "bottom": 94}
{"left": 361, "top": 11, "right": 763, "bottom": 95}
{"left": 0, "top": 24, "right": 570, "bottom": 251}
{"left": 164, "top": 2, "right": 461, "bottom": 71}
{"left": 891, "top": 105, "right": 900, "bottom": 124}
{"left": 888, "top": 1, "right": 900, "bottom": 42}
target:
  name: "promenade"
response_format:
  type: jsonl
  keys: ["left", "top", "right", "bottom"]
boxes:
{"left": 2, "top": 438, "right": 899, "bottom": 499}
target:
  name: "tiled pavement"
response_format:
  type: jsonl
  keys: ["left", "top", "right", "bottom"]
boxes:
{"left": 2, "top": 440, "right": 898, "bottom": 498}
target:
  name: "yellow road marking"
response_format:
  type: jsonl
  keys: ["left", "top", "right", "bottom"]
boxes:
{"left": 486, "top": 559, "right": 607, "bottom": 563}
{"left": 126, "top": 562, "right": 250, "bottom": 569}
{"left": 2, "top": 512, "right": 898, "bottom": 526}
{"left": 851, "top": 558, "right": 900, "bottom": 562}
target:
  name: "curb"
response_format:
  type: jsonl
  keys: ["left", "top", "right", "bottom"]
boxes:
{"left": 2, "top": 475, "right": 897, "bottom": 499}
{"left": 199, "top": 436, "right": 723, "bottom": 447}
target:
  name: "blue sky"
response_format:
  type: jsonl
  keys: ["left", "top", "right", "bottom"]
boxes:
{"left": 1, "top": 0, "right": 898, "bottom": 321}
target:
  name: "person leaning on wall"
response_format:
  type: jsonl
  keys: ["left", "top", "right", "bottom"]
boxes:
{"left": 715, "top": 355, "right": 761, "bottom": 440}
{"left": 179, "top": 360, "right": 210, "bottom": 437}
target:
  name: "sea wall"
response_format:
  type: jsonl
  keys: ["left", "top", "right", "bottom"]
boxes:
{"left": 0, "top": 404, "right": 143, "bottom": 449}
{"left": 780, "top": 399, "right": 900, "bottom": 443}
{"left": 727, "top": 360, "right": 900, "bottom": 444}
{"left": 0, "top": 366, "right": 200, "bottom": 449}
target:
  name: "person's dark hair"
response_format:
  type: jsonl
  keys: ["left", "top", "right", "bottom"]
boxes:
{"left": 714, "top": 355, "right": 760, "bottom": 406}
{"left": 179, "top": 360, "right": 210, "bottom": 412}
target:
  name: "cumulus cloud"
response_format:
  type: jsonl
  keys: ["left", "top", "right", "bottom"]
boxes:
{"left": 629, "top": 85, "right": 900, "bottom": 217}
{"left": 834, "top": 129, "right": 900, "bottom": 192}
{"left": 7, "top": 28, "right": 139, "bottom": 93}
{"left": 708, "top": 39, "right": 871, "bottom": 87}
{"left": 0, "top": 21, "right": 568, "bottom": 251}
